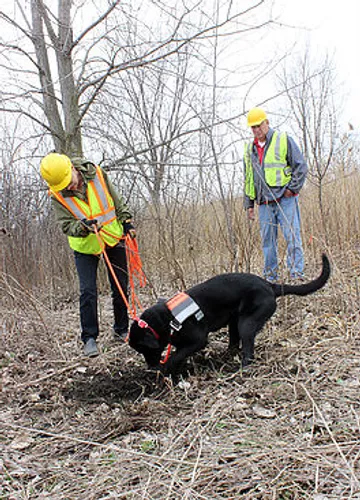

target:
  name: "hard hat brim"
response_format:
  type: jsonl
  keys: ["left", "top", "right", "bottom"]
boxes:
{"left": 248, "top": 118, "right": 265, "bottom": 127}
{"left": 247, "top": 107, "right": 268, "bottom": 127}
{"left": 50, "top": 168, "right": 72, "bottom": 192}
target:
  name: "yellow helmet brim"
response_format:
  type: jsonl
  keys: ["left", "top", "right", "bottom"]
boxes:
{"left": 50, "top": 168, "right": 72, "bottom": 191}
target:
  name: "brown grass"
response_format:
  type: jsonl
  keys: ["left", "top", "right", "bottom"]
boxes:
{"left": 1, "top": 176, "right": 360, "bottom": 499}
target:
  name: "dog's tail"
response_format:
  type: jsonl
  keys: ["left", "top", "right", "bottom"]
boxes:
{"left": 271, "top": 254, "right": 330, "bottom": 298}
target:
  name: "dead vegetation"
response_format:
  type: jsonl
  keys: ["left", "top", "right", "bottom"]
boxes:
{"left": 1, "top": 248, "right": 360, "bottom": 500}
{"left": 1, "top": 174, "right": 360, "bottom": 499}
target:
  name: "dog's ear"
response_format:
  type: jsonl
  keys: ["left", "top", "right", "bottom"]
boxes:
{"left": 129, "top": 323, "right": 160, "bottom": 350}
{"left": 140, "top": 330, "right": 160, "bottom": 349}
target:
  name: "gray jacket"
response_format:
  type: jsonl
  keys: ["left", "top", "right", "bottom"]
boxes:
{"left": 243, "top": 128, "right": 308, "bottom": 209}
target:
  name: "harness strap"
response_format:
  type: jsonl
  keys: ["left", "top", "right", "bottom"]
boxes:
{"left": 134, "top": 316, "right": 169, "bottom": 365}
{"left": 135, "top": 317, "right": 160, "bottom": 340}
{"left": 166, "top": 292, "right": 204, "bottom": 327}
{"left": 134, "top": 292, "right": 204, "bottom": 366}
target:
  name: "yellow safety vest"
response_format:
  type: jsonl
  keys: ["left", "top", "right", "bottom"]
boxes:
{"left": 244, "top": 131, "right": 292, "bottom": 200}
{"left": 51, "top": 167, "right": 123, "bottom": 254}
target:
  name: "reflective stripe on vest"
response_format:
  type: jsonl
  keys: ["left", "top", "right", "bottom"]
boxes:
{"left": 166, "top": 292, "right": 204, "bottom": 330}
{"left": 263, "top": 131, "right": 291, "bottom": 187}
{"left": 244, "top": 142, "right": 256, "bottom": 200}
{"left": 51, "top": 167, "right": 123, "bottom": 254}
{"left": 244, "top": 132, "right": 291, "bottom": 199}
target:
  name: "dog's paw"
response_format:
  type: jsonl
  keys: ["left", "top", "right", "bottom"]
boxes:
{"left": 241, "top": 364, "right": 252, "bottom": 374}
{"left": 241, "top": 358, "right": 256, "bottom": 374}
{"left": 221, "top": 346, "right": 240, "bottom": 362}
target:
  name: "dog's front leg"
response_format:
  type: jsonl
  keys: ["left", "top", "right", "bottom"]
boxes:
{"left": 165, "top": 339, "right": 207, "bottom": 377}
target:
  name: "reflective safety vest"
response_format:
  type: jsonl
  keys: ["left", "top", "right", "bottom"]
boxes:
{"left": 244, "top": 131, "right": 292, "bottom": 200}
{"left": 51, "top": 167, "right": 123, "bottom": 254}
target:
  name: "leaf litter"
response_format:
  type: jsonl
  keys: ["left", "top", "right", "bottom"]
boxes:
{"left": 1, "top": 256, "right": 360, "bottom": 499}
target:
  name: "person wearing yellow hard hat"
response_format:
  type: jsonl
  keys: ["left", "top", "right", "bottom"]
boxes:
{"left": 40, "top": 153, "right": 73, "bottom": 192}
{"left": 243, "top": 107, "right": 308, "bottom": 282}
{"left": 40, "top": 152, "right": 137, "bottom": 357}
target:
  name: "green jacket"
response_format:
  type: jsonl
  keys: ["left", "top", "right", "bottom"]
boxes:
{"left": 51, "top": 158, "right": 132, "bottom": 239}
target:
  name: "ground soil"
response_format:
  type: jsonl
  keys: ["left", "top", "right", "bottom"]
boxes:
{"left": 1, "top": 254, "right": 360, "bottom": 499}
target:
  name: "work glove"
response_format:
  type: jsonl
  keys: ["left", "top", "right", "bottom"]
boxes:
{"left": 81, "top": 218, "right": 100, "bottom": 233}
{"left": 123, "top": 219, "right": 136, "bottom": 239}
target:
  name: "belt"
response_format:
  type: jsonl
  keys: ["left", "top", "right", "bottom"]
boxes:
{"left": 259, "top": 193, "right": 298, "bottom": 205}
{"left": 259, "top": 198, "right": 281, "bottom": 205}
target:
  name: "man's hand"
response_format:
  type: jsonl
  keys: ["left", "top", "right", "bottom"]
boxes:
{"left": 81, "top": 219, "right": 100, "bottom": 233}
{"left": 284, "top": 188, "right": 295, "bottom": 198}
{"left": 247, "top": 207, "right": 255, "bottom": 221}
{"left": 123, "top": 220, "right": 136, "bottom": 239}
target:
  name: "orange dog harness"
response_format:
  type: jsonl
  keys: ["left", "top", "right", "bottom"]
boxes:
{"left": 166, "top": 292, "right": 204, "bottom": 331}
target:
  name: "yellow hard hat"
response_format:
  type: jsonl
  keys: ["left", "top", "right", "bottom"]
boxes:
{"left": 247, "top": 107, "right": 267, "bottom": 127}
{"left": 40, "top": 153, "right": 72, "bottom": 192}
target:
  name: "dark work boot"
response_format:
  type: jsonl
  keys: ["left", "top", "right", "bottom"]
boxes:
{"left": 113, "top": 329, "right": 128, "bottom": 342}
{"left": 83, "top": 338, "right": 100, "bottom": 357}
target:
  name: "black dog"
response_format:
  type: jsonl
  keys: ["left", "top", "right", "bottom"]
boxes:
{"left": 129, "top": 254, "right": 330, "bottom": 376}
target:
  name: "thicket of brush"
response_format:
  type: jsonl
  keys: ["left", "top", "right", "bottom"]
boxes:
{"left": 1, "top": 170, "right": 360, "bottom": 499}
{"left": 1, "top": 171, "right": 359, "bottom": 302}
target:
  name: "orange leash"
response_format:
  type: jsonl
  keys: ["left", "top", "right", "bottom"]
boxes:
{"left": 93, "top": 226, "right": 146, "bottom": 320}
{"left": 125, "top": 235, "right": 147, "bottom": 319}
{"left": 160, "top": 343, "right": 172, "bottom": 365}
{"left": 93, "top": 226, "right": 173, "bottom": 364}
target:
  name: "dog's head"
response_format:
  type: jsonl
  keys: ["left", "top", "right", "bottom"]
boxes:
{"left": 129, "top": 319, "right": 163, "bottom": 369}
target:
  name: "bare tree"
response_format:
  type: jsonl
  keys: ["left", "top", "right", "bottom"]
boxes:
{"left": 0, "top": 0, "right": 272, "bottom": 158}
{"left": 278, "top": 49, "right": 339, "bottom": 234}
{"left": 1, "top": 1, "right": 124, "bottom": 155}
{"left": 0, "top": 0, "right": 281, "bottom": 289}
{"left": 333, "top": 123, "right": 360, "bottom": 176}
{"left": 94, "top": 51, "right": 196, "bottom": 206}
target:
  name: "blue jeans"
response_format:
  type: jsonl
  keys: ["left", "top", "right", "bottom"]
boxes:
{"left": 74, "top": 242, "right": 129, "bottom": 343}
{"left": 258, "top": 196, "right": 304, "bottom": 280}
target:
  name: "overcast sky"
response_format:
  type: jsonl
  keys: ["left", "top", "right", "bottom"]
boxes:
{"left": 1, "top": 0, "right": 358, "bottom": 133}
{"left": 277, "top": 0, "right": 360, "bottom": 128}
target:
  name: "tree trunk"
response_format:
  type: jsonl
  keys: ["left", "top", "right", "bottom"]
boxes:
{"left": 31, "top": 0, "right": 82, "bottom": 156}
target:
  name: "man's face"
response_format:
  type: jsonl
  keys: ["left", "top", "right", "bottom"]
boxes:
{"left": 251, "top": 120, "right": 269, "bottom": 142}
{"left": 66, "top": 167, "right": 81, "bottom": 191}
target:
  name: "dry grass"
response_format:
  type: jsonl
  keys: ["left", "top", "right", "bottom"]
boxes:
{"left": 1, "top": 174, "right": 360, "bottom": 498}
{"left": 1, "top": 248, "right": 360, "bottom": 499}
